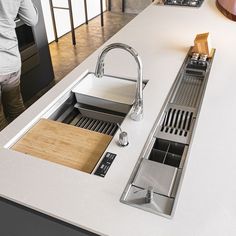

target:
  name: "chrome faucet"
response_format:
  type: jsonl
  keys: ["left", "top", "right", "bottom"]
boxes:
{"left": 95, "top": 43, "right": 143, "bottom": 121}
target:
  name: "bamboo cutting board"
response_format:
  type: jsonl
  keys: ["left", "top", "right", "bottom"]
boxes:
{"left": 12, "top": 119, "right": 112, "bottom": 173}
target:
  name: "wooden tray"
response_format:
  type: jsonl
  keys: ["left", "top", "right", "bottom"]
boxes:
{"left": 12, "top": 119, "right": 112, "bottom": 173}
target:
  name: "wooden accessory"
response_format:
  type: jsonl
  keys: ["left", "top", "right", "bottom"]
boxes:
{"left": 192, "top": 32, "right": 214, "bottom": 58}
{"left": 12, "top": 119, "right": 112, "bottom": 173}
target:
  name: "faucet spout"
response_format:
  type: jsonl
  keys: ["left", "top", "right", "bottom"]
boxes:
{"left": 95, "top": 43, "right": 143, "bottom": 121}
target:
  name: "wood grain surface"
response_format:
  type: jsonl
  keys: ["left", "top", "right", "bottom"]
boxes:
{"left": 12, "top": 119, "right": 112, "bottom": 173}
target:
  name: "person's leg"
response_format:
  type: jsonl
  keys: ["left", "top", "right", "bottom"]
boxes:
{"left": 2, "top": 70, "right": 25, "bottom": 122}
{"left": 0, "top": 77, "right": 8, "bottom": 131}
{"left": 0, "top": 95, "right": 8, "bottom": 130}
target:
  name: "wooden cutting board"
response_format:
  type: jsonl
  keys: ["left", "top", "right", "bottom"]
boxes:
{"left": 12, "top": 119, "right": 112, "bottom": 173}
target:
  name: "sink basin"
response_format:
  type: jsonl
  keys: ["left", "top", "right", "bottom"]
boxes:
{"left": 10, "top": 72, "right": 141, "bottom": 174}
{"left": 48, "top": 91, "right": 129, "bottom": 135}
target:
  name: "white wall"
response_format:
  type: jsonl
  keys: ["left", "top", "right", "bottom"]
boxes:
{"left": 40, "top": 0, "right": 107, "bottom": 43}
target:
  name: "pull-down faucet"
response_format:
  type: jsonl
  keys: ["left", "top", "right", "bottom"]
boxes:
{"left": 95, "top": 43, "right": 143, "bottom": 121}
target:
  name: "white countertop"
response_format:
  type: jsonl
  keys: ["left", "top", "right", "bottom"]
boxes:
{"left": 1, "top": 1, "right": 236, "bottom": 235}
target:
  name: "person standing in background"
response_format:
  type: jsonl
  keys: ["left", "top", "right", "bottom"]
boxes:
{"left": 0, "top": 0, "right": 38, "bottom": 131}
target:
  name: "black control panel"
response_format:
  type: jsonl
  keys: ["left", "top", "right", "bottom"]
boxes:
{"left": 94, "top": 152, "right": 117, "bottom": 177}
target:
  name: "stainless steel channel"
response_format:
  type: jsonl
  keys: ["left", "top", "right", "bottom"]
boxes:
{"left": 121, "top": 48, "right": 216, "bottom": 218}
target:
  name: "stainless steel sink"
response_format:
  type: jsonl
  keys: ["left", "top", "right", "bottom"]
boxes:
{"left": 5, "top": 71, "right": 149, "bottom": 178}
{"left": 47, "top": 92, "right": 129, "bottom": 137}
{"left": 45, "top": 73, "right": 147, "bottom": 137}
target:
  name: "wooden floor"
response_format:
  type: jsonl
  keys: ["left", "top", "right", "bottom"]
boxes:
{"left": 25, "top": 11, "right": 136, "bottom": 107}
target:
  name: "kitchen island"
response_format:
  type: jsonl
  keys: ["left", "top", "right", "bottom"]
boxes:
{"left": 1, "top": 1, "right": 236, "bottom": 235}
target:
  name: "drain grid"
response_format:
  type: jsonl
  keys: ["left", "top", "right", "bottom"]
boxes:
{"left": 170, "top": 75, "right": 203, "bottom": 108}
{"left": 155, "top": 50, "right": 212, "bottom": 144}
{"left": 69, "top": 114, "right": 118, "bottom": 136}
{"left": 161, "top": 107, "right": 193, "bottom": 137}
{"left": 156, "top": 104, "right": 195, "bottom": 144}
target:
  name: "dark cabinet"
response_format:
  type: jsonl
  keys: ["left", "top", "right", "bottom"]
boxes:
{"left": 18, "top": 0, "right": 54, "bottom": 101}
{"left": 0, "top": 197, "right": 99, "bottom": 236}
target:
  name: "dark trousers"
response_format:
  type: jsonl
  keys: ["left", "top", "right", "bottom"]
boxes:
{"left": 0, "top": 70, "right": 25, "bottom": 131}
